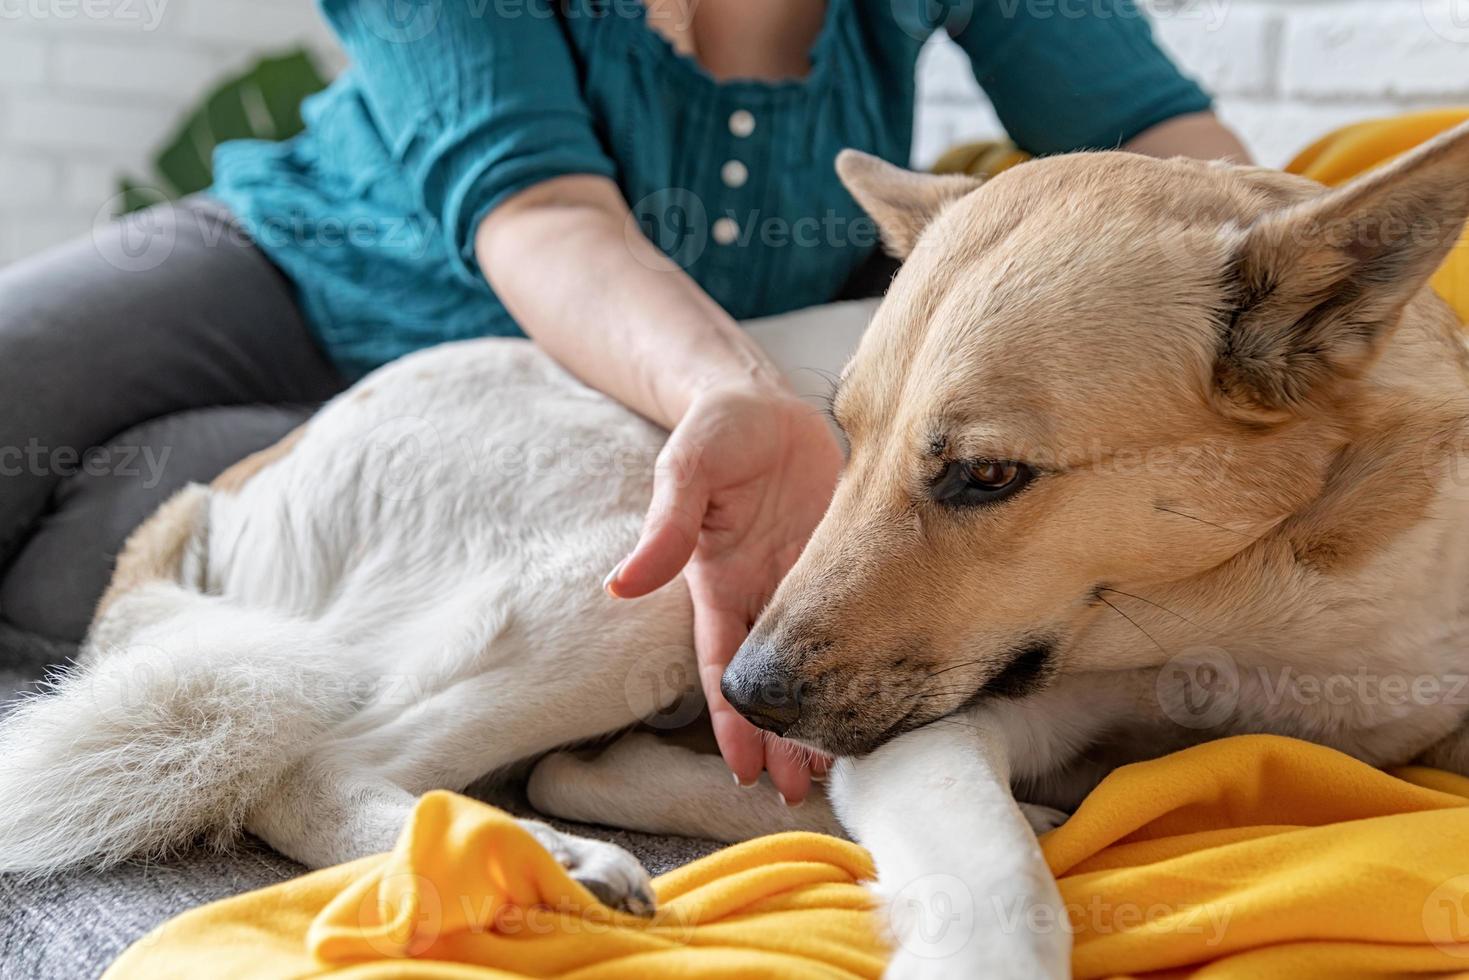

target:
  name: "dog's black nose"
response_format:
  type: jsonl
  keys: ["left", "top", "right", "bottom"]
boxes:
{"left": 721, "top": 647, "right": 802, "bottom": 736}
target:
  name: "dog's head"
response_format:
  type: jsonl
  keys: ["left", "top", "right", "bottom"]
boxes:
{"left": 723, "top": 124, "right": 1469, "bottom": 756}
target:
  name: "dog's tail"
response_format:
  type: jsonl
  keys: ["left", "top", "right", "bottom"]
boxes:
{"left": 0, "top": 485, "right": 344, "bottom": 877}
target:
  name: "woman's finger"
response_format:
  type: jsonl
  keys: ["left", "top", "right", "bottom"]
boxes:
{"left": 763, "top": 735, "right": 813, "bottom": 805}
{"left": 694, "top": 601, "right": 767, "bottom": 786}
{"left": 694, "top": 595, "right": 813, "bottom": 803}
{"left": 606, "top": 442, "right": 707, "bottom": 598}
{"left": 710, "top": 697, "right": 768, "bottom": 788}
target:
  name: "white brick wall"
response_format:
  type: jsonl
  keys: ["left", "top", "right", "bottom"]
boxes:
{"left": 0, "top": 0, "right": 342, "bottom": 263}
{"left": 2, "top": 0, "right": 1469, "bottom": 263}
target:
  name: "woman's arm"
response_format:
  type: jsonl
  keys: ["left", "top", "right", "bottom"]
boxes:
{"left": 1123, "top": 110, "right": 1252, "bottom": 164}
{"left": 477, "top": 178, "right": 841, "bottom": 804}
{"left": 476, "top": 175, "right": 778, "bottom": 431}
{"left": 948, "top": 0, "right": 1222, "bottom": 159}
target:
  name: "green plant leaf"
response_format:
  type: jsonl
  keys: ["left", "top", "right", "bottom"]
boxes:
{"left": 117, "top": 49, "right": 327, "bottom": 215}
{"left": 114, "top": 177, "right": 165, "bottom": 217}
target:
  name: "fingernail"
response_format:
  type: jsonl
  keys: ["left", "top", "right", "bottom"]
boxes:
{"left": 733, "top": 773, "right": 758, "bottom": 789}
{"left": 810, "top": 770, "right": 826, "bottom": 783}
{"left": 778, "top": 792, "right": 804, "bottom": 809}
{"left": 602, "top": 559, "right": 626, "bottom": 597}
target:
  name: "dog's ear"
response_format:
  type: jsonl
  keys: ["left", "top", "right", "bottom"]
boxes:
{"left": 836, "top": 149, "right": 982, "bottom": 258}
{"left": 1215, "top": 122, "right": 1469, "bottom": 421}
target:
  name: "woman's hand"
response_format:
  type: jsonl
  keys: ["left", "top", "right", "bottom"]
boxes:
{"left": 605, "top": 383, "right": 844, "bottom": 804}
{"left": 479, "top": 177, "right": 842, "bottom": 800}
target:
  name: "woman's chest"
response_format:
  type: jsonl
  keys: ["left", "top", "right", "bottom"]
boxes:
{"left": 561, "top": 0, "right": 924, "bottom": 315}
{"left": 640, "top": 0, "right": 828, "bottom": 82}
{"left": 563, "top": 0, "right": 922, "bottom": 188}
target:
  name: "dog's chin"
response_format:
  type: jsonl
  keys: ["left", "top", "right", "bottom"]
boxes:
{"left": 783, "top": 730, "right": 884, "bottom": 759}
{"left": 786, "top": 708, "right": 942, "bottom": 759}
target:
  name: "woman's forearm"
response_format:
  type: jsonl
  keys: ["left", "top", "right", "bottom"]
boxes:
{"left": 475, "top": 175, "right": 785, "bottom": 429}
{"left": 1123, "top": 110, "right": 1252, "bottom": 164}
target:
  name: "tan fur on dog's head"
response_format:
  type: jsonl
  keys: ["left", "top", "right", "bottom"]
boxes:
{"left": 722, "top": 125, "right": 1469, "bottom": 756}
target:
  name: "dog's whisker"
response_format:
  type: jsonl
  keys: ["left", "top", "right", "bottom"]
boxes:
{"left": 1095, "top": 594, "right": 1168, "bottom": 657}
{"left": 786, "top": 367, "right": 841, "bottom": 411}
{"left": 912, "top": 687, "right": 979, "bottom": 701}
{"left": 766, "top": 731, "right": 827, "bottom": 770}
{"left": 926, "top": 658, "right": 992, "bottom": 679}
{"left": 1096, "top": 587, "right": 1218, "bottom": 635}
{"left": 810, "top": 365, "right": 842, "bottom": 397}
{"left": 1153, "top": 505, "right": 1257, "bottom": 540}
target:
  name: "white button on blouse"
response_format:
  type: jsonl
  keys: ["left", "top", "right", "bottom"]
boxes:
{"left": 720, "top": 159, "right": 748, "bottom": 188}
{"left": 712, "top": 216, "right": 740, "bottom": 245}
{"left": 728, "top": 109, "right": 756, "bottom": 138}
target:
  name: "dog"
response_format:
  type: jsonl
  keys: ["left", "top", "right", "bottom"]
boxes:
{"left": 5, "top": 121, "right": 1469, "bottom": 979}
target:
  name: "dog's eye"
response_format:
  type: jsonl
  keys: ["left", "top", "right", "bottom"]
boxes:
{"left": 931, "top": 459, "right": 1034, "bottom": 508}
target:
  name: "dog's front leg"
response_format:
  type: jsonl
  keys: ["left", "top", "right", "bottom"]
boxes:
{"left": 830, "top": 716, "right": 1069, "bottom": 980}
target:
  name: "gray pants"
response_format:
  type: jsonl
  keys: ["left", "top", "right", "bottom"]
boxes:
{"left": 0, "top": 199, "right": 346, "bottom": 643}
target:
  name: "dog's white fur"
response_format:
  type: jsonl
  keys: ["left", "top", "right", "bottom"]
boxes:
{"left": 10, "top": 127, "right": 1469, "bottom": 979}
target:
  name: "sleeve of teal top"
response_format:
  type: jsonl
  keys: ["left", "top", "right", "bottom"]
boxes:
{"left": 318, "top": 0, "right": 616, "bottom": 282}
{"left": 950, "top": 0, "right": 1212, "bottom": 156}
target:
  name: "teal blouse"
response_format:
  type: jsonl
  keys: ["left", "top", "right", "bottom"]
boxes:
{"left": 211, "top": 0, "right": 1209, "bottom": 378}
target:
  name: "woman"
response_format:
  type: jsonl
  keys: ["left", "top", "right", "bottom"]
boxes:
{"left": 0, "top": 0, "right": 1246, "bottom": 805}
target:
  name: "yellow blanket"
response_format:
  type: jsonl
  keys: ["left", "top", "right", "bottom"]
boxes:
{"left": 106, "top": 793, "right": 889, "bottom": 980}
{"left": 107, "top": 735, "right": 1469, "bottom": 979}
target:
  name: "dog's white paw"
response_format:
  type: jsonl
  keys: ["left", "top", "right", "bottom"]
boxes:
{"left": 1018, "top": 802, "right": 1069, "bottom": 835}
{"left": 520, "top": 819, "right": 656, "bottom": 916}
